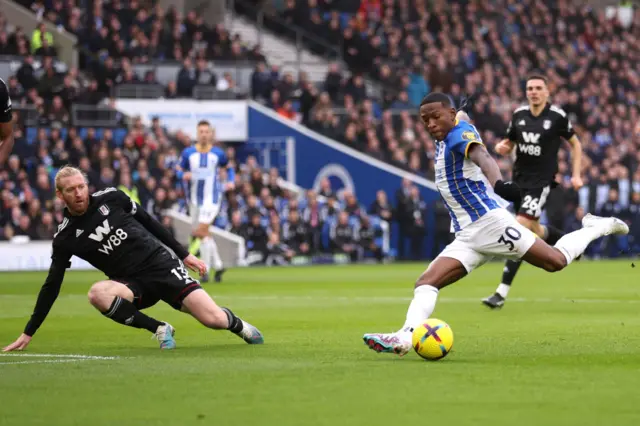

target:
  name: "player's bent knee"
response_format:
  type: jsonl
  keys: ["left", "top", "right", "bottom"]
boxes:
{"left": 546, "top": 250, "right": 568, "bottom": 272}
{"left": 87, "top": 280, "right": 134, "bottom": 309}
{"left": 87, "top": 281, "right": 112, "bottom": 307}
{"left": 537, "top": 250, "right": 567, "bottom": 273}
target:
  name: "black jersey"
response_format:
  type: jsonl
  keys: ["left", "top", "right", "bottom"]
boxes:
{"left": 0, "top": 77, "right": 13, "bottom": 163}
{"left": 24, "top": 188, "right": 189, "bottom": 336}
{"left": 330, "top": 222, "right": 357, "bottom": 247}
{"left": 506, "top": 103, "right": 575, "bottom": 188}
{"left": 0, "top": 77, "right": 12, "bottom": 123}
{"left": 282, "top": 220, "right": 311, "bottom": 248}
{"left": 52, "top": 187, "right": 187, "bottom": 276}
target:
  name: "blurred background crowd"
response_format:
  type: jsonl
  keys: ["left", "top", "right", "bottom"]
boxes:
{"left": 0, "top": 0, "right": 638, "bottom": 261}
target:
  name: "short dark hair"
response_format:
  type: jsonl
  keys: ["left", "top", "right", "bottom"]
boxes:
{"left": 420, "top": 92, "right": 454, "bottom": 108}
{"left": 526, "top": 73, "right": 548, "bottom": 86}
{"left": 197, "top": 120, "right": 211, "bottom": 127}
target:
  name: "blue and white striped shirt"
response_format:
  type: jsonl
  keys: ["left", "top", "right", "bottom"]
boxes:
{"left": 434, "top": 120, "right": 505, "bottom": 233}
{"left": 178, "top": 145, "right": 235, "bottom": 207}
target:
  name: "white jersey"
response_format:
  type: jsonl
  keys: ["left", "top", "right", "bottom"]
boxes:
{"left": 179, "top": 145, "right": 230, "bottom": 207}
{"left": 434, "top": 120, "right": 506, "bottom": 233}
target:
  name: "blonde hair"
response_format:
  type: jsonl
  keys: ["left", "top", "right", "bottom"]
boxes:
{"left": 55, "top": 165, "right": 88, "bottom": 191}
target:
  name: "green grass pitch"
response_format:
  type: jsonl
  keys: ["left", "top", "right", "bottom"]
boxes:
{"left": 1, "top": 261, "right": 639, "bottom": 426}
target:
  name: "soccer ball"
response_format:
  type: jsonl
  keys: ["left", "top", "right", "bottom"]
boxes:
{"left": 411, "top": 318, "right": 454, "bottom": 360}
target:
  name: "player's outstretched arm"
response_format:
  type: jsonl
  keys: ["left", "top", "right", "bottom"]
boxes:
{"left": 468, "top": 143, "right": 521, "bottom": 204}
{"left": 567, "top": 135, "right": 583, "bottom": 189}
{"left": 3, "top": 256, "right": 67, "bottom": 351}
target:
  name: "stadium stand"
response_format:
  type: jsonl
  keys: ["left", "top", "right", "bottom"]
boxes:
{"left": 0, "top": 0, "right": 637, "bottom": 262}
{"left": 262, "top": 0, "right": 640, "bottom": 257}
{"left": 0, "top": 5, "right": 394, "bottom": 264}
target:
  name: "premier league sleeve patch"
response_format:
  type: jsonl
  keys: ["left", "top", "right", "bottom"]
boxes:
{"left": 462, "top": 131, "right": 477, "bottom": 140}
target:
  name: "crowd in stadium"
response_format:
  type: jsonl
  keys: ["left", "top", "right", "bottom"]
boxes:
{"left": 0, "top": 0, "right": 638, "bottom": 260}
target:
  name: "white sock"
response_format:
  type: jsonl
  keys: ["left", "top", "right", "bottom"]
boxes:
{"left": 496, "top": 283, "right": 511, "bottom": 298}
{"left": 200, "top": 236, "right": 212, "bottom": 272}
{"left": 400, "top": 285, "right": 439, "bottom": 340}
{"left": 209, "top": 236, "right": 224, "bottom": 271}
{"left": 554, "top": 225, "right": 605, "bottom": 264}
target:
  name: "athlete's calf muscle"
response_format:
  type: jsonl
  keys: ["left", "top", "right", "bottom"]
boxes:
{"left": 522, "top": 239, "right": 567, "bottom": 272}
{"left": 181, "top": 289, "right": 229, "bottom": 329}
{"left": 416, "top": 257, "right": 468, "bottom": 290}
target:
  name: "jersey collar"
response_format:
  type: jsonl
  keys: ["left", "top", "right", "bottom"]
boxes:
{"left": 529, "top": 103, "right": 551, "bottom": 118}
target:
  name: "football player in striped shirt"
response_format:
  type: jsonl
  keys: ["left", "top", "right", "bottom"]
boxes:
{"left": 362, "top": 92, "right": 627, "bottom": 356}
{"left": 178, "top": 120, "right": 235, "bottom": 283}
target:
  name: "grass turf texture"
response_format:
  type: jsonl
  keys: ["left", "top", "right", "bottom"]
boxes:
{"left": 1, "top": 261, "right": 639, "bottom": 426}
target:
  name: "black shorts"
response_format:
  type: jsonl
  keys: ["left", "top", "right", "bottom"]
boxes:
{"left": 111, "top": 252, "right": 202, "bottom": 311}
{"left": 515, "top": 186, "right": 552, "bottom": 220}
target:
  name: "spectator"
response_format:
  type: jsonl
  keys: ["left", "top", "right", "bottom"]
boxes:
{"left": 356, "top": 215, "right": 383, "bottom": 262}
{"left": 30, "top": 22, "right": 53, "bottom": 53}
{"left": 277, "top": 100, "right": 297, "bottom": 121}
{"left": 251, "top": 62, "right": 271, "bottom": 100}
{"left": 176, "top": 58, "right": 197, "bottom": 97}
{"left": 45, "top": 96, "right": 70, "bottom": 127}
{"left": 369, "top": 190, "right": 393, "bottom": 222}
{"left": 265, "top": 232, "right": 295, "bottom": 266}
{"left": 324, "top": 62, "right": 343, "bottom": 102}
{"left": 330, "top": 211, "right": 358, "bottom": 262}
{"left": 282, "top": 210, "right": 312, "bottom": 256}
{"left": 395, "top": 178, "right": 413, "bottom": 260}
{"left": 408, "top": 185, "right": 426, "bottom": 261}
{"left": 245, "top": 212, "right": 269, "bottom": 261}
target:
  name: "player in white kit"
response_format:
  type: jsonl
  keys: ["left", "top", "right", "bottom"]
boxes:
{"left": 178, "top": 120, "right": 234, "bottom": 283}
{"left": 362, "top": 92, "right": 629, "bottom": 356}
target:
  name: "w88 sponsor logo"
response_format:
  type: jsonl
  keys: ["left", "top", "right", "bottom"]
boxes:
{"left": 518, "top": 144, "right": 542, "bottom": 156}
{"left": 88, "top": 219, "right": 129, "bottom": 255}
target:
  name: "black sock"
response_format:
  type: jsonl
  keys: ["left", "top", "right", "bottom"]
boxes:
{"left": 544, "top": 225, "right": 565, "bottom": 245}
{"left": 221, "top": 307, "right": 244, "bottom": 333}
{"left": 501, "top": 259, "right": 523, "bottom": 286}
{"left": 103, "top": 296, "right": 163, "bottom": 333}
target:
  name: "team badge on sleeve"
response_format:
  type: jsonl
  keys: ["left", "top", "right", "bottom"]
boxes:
{"left": 462, "top": 131, "right": 477, "bottom": 140}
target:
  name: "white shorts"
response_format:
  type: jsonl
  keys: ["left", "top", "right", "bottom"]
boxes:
{"left": 190, "top": 203, "right": 220, "bottom": 227}
{"left": 438, "top": 208, "right": 537, "bottom": 273}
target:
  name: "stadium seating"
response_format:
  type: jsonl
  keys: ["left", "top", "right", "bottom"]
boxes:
{"left": 262, "top": 0, "right": 639, "bottom": 256}
{"left": 0, "top": 0, "right": 637, "bottom": 261}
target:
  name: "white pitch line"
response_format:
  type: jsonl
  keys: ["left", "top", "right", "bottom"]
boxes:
{"left": 0, "top": 359, "right": 88, "bottom": 365}
{"left": 0, "top": 353, "right": 119, "bottom": 359}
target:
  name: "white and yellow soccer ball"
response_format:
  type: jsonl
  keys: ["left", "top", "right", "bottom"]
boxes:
{"left": 411, "top": 318, "right": 454, "bottom": 360}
